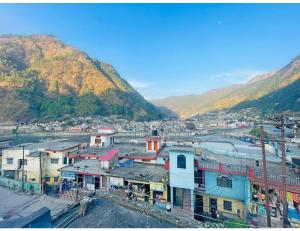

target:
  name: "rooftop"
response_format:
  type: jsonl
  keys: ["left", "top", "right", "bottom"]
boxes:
{"left": 104, "top": 161, "right": 166, "bottom": 183}
{"left": 60, "top": 159, "right": 103, "bottom": 176}
{"left": 6, "top": 141, "right": 81, "bottom": 152}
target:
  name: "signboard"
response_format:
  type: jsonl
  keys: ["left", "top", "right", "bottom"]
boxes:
{"left": 150, "top": 182, "right": 164, "bottom": 192}
{"left": 258, "top": 204, "right": 266, "bottom": 216}
{"left": 110, "top": 177, "right": 124, "bottom": 186}
{"left": 61, "top": 171, "right": 76, "bottom": 180}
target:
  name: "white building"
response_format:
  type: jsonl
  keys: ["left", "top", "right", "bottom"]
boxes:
{"left": 90, "top": 127, "right": 117, "bottom": 148}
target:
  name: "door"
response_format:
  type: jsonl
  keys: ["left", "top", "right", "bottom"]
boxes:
{"left": 147, "top": 141, "right": 152, "bottom": 151}
{"left": 195, "top": 195, "right": 204, "bottom": 221}
{"left": 154, "top": 141, "right": 158, "bottom": 151}
{"left": 209, "top": 198, "right": 218, "bottom": 218}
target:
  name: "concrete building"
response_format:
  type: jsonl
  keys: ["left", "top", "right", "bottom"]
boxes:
{"left": 60, "top": 149, "right": 119, "bottom": 191}
{"left": 90, "top": 127, "right": 117, "bottom": 148}
{"left": 1, "top": 141, "right": 81, "bottom": 184}
{"left": 169, "top": 146, "right": 195, "bottom": 212}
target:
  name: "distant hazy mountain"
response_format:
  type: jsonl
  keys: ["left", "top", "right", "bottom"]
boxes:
{"left": 152, "top": 55, "right": 300, "bottom": 118}
{"left": 0, "top": 35, "right": 166, "bottom": 122}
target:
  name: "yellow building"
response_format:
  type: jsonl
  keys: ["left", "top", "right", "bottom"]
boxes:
{"left": 202, "top": 193, "right": 246, "bottom": 220}
{"left": 1, "top": 141, "right": 81, "bottom": 185}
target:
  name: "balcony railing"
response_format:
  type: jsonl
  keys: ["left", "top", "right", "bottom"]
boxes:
{"left": 253, "top": 169, "right": 300, "bottom": 186}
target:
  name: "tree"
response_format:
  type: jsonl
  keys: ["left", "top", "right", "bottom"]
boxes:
{"left": 75, "top": 92, "right": 104, "bottom": 116}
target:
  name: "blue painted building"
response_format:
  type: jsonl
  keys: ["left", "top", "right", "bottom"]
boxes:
{"left": 169, "top": 146, "right": 195, "bottom": 211}
{"left": 197, "top": 161, "right": 251, "bottom": 221}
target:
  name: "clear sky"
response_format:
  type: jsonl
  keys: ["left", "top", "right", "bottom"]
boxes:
{"left": 0, "top": 4, "right": 300, "bottom": 99}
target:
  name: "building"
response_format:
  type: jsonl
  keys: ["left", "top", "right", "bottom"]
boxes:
{"left": 1, "top": 141, "right": 81, "bottom": 184}
{"left": 105, "top": 161, "right": 168, "bottom": 205}
{"left": 90, "top": 127, "right": 117, "bottom": 148}
{"left": 145, "top": 130, "right": 162, "bottom": 153}
{"left": 169, "top": 145, "right": 196, "bottom": 212}
{"left": 60, "top": 148, "right": 119, "bottom": 191}
{"left": 196, "top": 160, "right": 251, "bottom": 221}
{"left": 249, "top": 167, "right": 300, "bottom": 224}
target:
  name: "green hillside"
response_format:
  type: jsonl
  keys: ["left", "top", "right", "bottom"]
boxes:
{"left": 0, "top": 34, "right": 166, "bottom": 122}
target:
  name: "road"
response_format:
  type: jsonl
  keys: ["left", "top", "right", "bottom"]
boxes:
{"left": 68, "top": 197, "right": 175, "bottom": 228}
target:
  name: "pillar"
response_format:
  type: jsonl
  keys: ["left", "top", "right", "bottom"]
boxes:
{"left": 100, "top": 175, "right": 103, "bottom": 189}
{"left": 191, "top": 189, "right": 195, "bottom": 212}
{"left": 150, "top": 190, "right": 154, "bottom": 205}
{"left": 170, "top": 186, "right": 174, "bottom": 205}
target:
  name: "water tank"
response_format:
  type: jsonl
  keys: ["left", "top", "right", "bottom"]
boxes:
{"left": 151, "top": 130, "right": 158, "bottom": 136}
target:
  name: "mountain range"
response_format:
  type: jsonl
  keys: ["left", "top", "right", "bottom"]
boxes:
{"left": 0, "top": 35, "right": 166, "bottom": 122}
{"left": 152, "top": 55, "right": 300, "bottom": 118}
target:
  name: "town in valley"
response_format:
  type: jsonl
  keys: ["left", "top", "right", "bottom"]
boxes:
{"left": 0, "top": 3, "right": 300, "bottom": 229}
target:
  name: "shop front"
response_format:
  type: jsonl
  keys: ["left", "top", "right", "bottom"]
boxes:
{"left": 150, "top": 182, "right": 168, "bottom": 205}
{"left": 250, "top": 184, "right": 300, "bottom": 224}
{"left": 126, "top": 180, "right": 150, "bottom": 202}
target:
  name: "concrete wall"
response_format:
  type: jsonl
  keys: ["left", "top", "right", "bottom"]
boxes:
{"left": 90, "top": 135, "right": 114, "bottom": 148}
{"left": 169, "top": 150, "right": 195, "bottom": 189}
{"left": 1, "top": 149, "right": 45, "bottom": 182}
{"left": 169, "top": 150, "right": 195, "bottom": 211}
{"left": 0, "top": 176, "right": 41, "bottom": 194}
{"left": 202, "top": 194, "right": 245, "bottom": 220}
{"left": 205, "top": 171, "right": 250, "bottom": 202}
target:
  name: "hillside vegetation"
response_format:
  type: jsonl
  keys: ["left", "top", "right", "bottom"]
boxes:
{"left": 0, "top": 35, "right": 165, "bottom": 122}
{"left": 152, "top": 55, "right": 300, "bottom": 118}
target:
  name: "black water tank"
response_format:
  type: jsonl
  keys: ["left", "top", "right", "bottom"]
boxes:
{"left": 152, "top": 130, "right": 158, "bottom": 136}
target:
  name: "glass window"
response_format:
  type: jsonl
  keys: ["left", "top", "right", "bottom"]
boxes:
{"left": 217, "top": 175, "right": 232, "bottom": 188}
{"left": 7, "top": 158, "right": 13, "bottom": 164}
{"left": 223, "top": 200, "right": 232, "bottom": 211}
{"left": 51, "top": 158, "right": 59, "bottom": 164}
{"left": 63, "top": 157, "right": 68, "bottom": 165}
{"left": 177, "top": 155, "right": 186, "bottom": 169}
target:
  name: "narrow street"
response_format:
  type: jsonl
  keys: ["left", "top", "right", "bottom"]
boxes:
{"left": 67, "top": 197, "right": 175, "bottom": 228}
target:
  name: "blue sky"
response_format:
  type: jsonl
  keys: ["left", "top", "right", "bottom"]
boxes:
{"left": 0, "top": 4, "right": 300, "bottom": 99}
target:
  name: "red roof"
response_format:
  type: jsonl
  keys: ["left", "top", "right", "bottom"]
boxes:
{"left": 99, "top": 149, "right": 120, "bottom": 161}
{"left": 98, "top": 126, "right": 114, "bottom": 130}
{"left": 145, "top": 136, "right": 162, "bottom": 142}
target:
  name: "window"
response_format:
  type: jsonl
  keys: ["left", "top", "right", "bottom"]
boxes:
{"left": 223, "top": 200, "right": 232, "bottom": 211}
{"left": 18, "top": 159, "right": 27, "bottom": 166}
{"left": 177, "top": 155, "right": 186, "bottom": 169}
{"left": 63, "top": 157, "right": 68, "bottom": 165}
{"left": 7, "top": 158, "right": 13, "bottom": 164}
{"left": 51, "top": 158, "right": 59, "bottom": 164}
{"left": 217, "top": 174, "right": 232, "bottom": 188}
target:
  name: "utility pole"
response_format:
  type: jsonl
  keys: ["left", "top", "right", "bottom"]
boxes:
{"left": 280, "top": 115, "right": 290, "bottom": 228}
{"left": 39, "top": 151, "right": 43, "bottom": 185}
{"left": 260, "top": 125, "right": 272, "bottom": 227}
{"left": 21, "top": 145, "right": 25, "bottom": 191}
{"left": 76, "top": 166, "right": 80, "bottom": 201}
